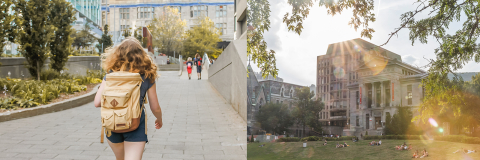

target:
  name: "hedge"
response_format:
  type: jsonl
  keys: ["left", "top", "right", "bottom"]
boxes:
{"left": 434, "top": 135, "right": 480, "bottom": 144}
{"left": 277, "top": 137, "right": 301, "bottom": 142}
{"left": 363, "top": 135, "right": 422, "bottom": 140}
{"left": 324, "top": 136, "right": 357, "bottom": 141}
{"left": 300, "top": 136, "right": 321, "bottom": 141}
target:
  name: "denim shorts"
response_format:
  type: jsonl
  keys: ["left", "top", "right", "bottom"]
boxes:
{"left": 107, "top": 109, "right": 148, "bottom": 143}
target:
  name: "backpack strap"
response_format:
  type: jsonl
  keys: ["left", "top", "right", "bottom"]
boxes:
{"left": 101, "top": 126, "right": 104, "bottom": 143}
{"left": 143, "top": 95, "right": 148, "bottom": 135}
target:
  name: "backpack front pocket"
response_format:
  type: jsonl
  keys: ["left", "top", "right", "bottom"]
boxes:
{"left": 113, "top": 108, "right": 131, "bottom": 130}
{"left": 103, "top": 89, "right": 132, "bottom": 108}
{"left": 101, "top": 110, "right": 115, "bottom": 130}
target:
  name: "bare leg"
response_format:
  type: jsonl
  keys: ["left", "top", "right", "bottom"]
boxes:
{"left": 107, "top": 139, "right": 125, "bottom": 160}
{"left": 124, "top": 141, "right": 146, "bottom": 160}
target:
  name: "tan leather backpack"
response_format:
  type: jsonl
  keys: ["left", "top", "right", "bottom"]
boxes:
{"left": 100, "top": 71, "right": 147, "bottom": 143}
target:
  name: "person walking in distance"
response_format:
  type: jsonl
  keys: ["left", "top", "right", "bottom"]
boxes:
{"left": 186, "top": 57, "right": 193, "bottom": 80}
{"left": 94, "top": 37, "right": 163, "bottom": 160}
{"left": 195, "top": 53, "right": 202, "bottom": 80}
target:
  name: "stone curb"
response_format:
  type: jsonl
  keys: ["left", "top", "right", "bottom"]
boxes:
{"left": 0, "top": 84, "right": 101, "bottom": 122}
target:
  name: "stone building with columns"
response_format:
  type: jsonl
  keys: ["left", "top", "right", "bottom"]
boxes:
{"left": 316, "top": 38, "right": 426, "bottom": 136}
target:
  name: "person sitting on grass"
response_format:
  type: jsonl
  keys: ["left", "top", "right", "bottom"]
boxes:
{"left": 407, "top": 144, "right": 413, "bottom": 151}
{"left": 343, "top": 142, "right": 348, "bottom": 147}
{"left": 336, "top": 142, "right": 343, "bottom": 148}
{"left": 412, "top": 150, "right": 419, "bottom": 158}
{"left": 378, "top": 139, "right": 382, "bottom": 145}
{"left": 323, "top": 140, "right": 327, "bottom": 146}
{"left": 419, "top": 148, "right": 428, "bottom": 158}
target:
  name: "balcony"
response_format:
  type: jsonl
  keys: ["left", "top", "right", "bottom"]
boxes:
{"left": 329, "top": 106, "right": 347, "bottom": 112}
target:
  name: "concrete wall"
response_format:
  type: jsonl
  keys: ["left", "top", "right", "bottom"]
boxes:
{"left": 0, "top": 56, "right": 101, "bottom": 78}
{"left": 208, "top": 39, "right": 247, "bottom": 122}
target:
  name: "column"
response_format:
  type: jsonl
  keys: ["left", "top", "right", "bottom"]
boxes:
{"left": 371, "top": 82, "right": 375, "bottom": 108}
{"left": 380, "top": 81, "right": 384, "bottom": 107}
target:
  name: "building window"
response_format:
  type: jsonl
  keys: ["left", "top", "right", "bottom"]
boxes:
{"left": 216, "top": 5, "right": 227, "bottom": 17}
{"left": 215, "top": 23, "right": 227, "bottom": 35}
{"left": 171, "top": 6, "right": 181, "bottom": 14}
{"left": 120, "top": 8, "right": 130, "bottom": 19}
{"left": 120, "top": 25, "right": 130, "bottom": 31}
{"left": 407, "top": 85, "right": 412, "bottom": 105}
{"left": 190, "top": 5, "right": 208, "bottom": 18}
{"left": 356, "top": 116, "right": 359, "bottom": 126}
{"left": 356, "top": 91, "right": 359, "bottom": 109}
{"left": 138, "top": 7, "right": 154, "bottom": 19}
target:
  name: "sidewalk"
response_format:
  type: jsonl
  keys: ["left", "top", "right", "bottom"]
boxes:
{"left": 0, "top": 71, "right": 247, "bottom": 160}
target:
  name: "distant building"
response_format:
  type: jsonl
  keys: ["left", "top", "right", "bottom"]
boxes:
{"left": 247, "top": 64, "right": 311, "bottom": 136}
{"left": 317, "top": 38, "right": 429, "bottom": 136}
{"left": 101, "top": 0, "right": 235, "bottom": 45}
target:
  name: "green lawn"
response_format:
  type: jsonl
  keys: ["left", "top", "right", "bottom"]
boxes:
{"left": 247, "top": 140, "right": 480, "bottom": 160}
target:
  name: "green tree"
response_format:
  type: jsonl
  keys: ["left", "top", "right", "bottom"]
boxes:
{"left": 72, "top": 21, "right": 97, "bottom": 50}
{"left": 0, "top": 0, "right": 23, "bottom": 56}
{"left": 247, "top": 0, "right": 278, "bottom": 78}
{"left": 183, "top": 16, "right": 222, "bottom": 59}
{"left": 255, "top": 103, "right": 294, "bottom": 135}
{"left": 122, "top": 27, "right": 132, "bottom": 38}
{"left": 48, "top": 0, "right": 76, "bottom": 72}
{"left": 133, "top": 26, "right": 145, "bottom": 47}
{"left": 384, "top": 107, "right": 421, "bottom": 135}
{"left": 16, "top": 0, "right": 55, "bottom": 80}
{"left": 148, "top": 7, "right": 185, "bottom": 57}
{"left": 96, "top": 24, "right": 113, "bottom": 53}
{"left": 291, "top": 87, "right": 324, "bottom": 137}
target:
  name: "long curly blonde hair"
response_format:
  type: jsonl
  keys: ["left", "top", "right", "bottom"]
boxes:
{"left": 102, "top": 37, "right": 158, "bottom": 83}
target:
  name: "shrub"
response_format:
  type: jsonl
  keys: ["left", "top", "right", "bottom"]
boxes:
{"left": 0, "top": 69, "right": 103, "bottom": 109}
{"left": 277, "top": 137, "right": 300, "bottom": 142}
{"left": 434, "top": 135, "right": 480, "bottom": 144}
{"left": 363, "top": 135, "right": 422, "bottom": 140}
{"left": 300, "top": 136, "right": 320, "bottom": 141}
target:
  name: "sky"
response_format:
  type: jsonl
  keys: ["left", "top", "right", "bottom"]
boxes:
{"left": 250, "top": 0, "right": 480, "bottom": 86}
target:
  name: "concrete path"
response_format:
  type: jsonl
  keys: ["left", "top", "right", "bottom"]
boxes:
{"left": 0, "top": 71, "right": 247, "bottom": 160}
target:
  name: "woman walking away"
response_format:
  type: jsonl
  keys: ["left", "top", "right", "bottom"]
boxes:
{"left": 186, "top": 57, "right": 193, "bottom": 80}
{"left": 195, "top": 53, "right": 202, "bottom": 80}
{"left": 94, "top": 37, "right": 163, "bottom": 160}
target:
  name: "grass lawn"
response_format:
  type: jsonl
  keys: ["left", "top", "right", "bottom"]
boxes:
{"left": 247, "top": 140, "right": 480, "bottom": 160}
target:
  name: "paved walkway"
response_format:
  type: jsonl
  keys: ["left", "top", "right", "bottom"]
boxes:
{"left": 0, "top": 71, "right": 247, "bottom": 160}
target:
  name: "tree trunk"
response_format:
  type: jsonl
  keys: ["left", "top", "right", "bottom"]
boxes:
{"left": 303, "top": 123, "right": 306, "bottom": 138}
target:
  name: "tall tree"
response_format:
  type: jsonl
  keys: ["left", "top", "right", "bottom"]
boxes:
{"left": 16, "top": 0, "right": 55, "bottom": 80}
{"left": 148, "top": 7, "right": 186, "bottom": 57}
{"left": 0, "top": 0, "right": 22, "bottom": 56}
{"left": 255, "top": 103, "right": 294, "bottom": 135}
{"left": 48, "top": 0, "right": 76, "bottom": 72}
{"left": 72, "top": 21, "right": 96, "bottom": 50}
{"left": 291, "top": 87, "right": 324, "bottom": 137}
{"left": 183, "top": 16, "right": 222, "bottom": 59}
{"left": 247, "top": 0, "right": 278, "bottom": 78}
{"left": 96, "top": 24, "right": 113, "bottom": 53}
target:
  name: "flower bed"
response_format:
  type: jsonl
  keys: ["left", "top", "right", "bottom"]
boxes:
{"left": 0, "top": 70, "right": 103, "bottom": 110}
